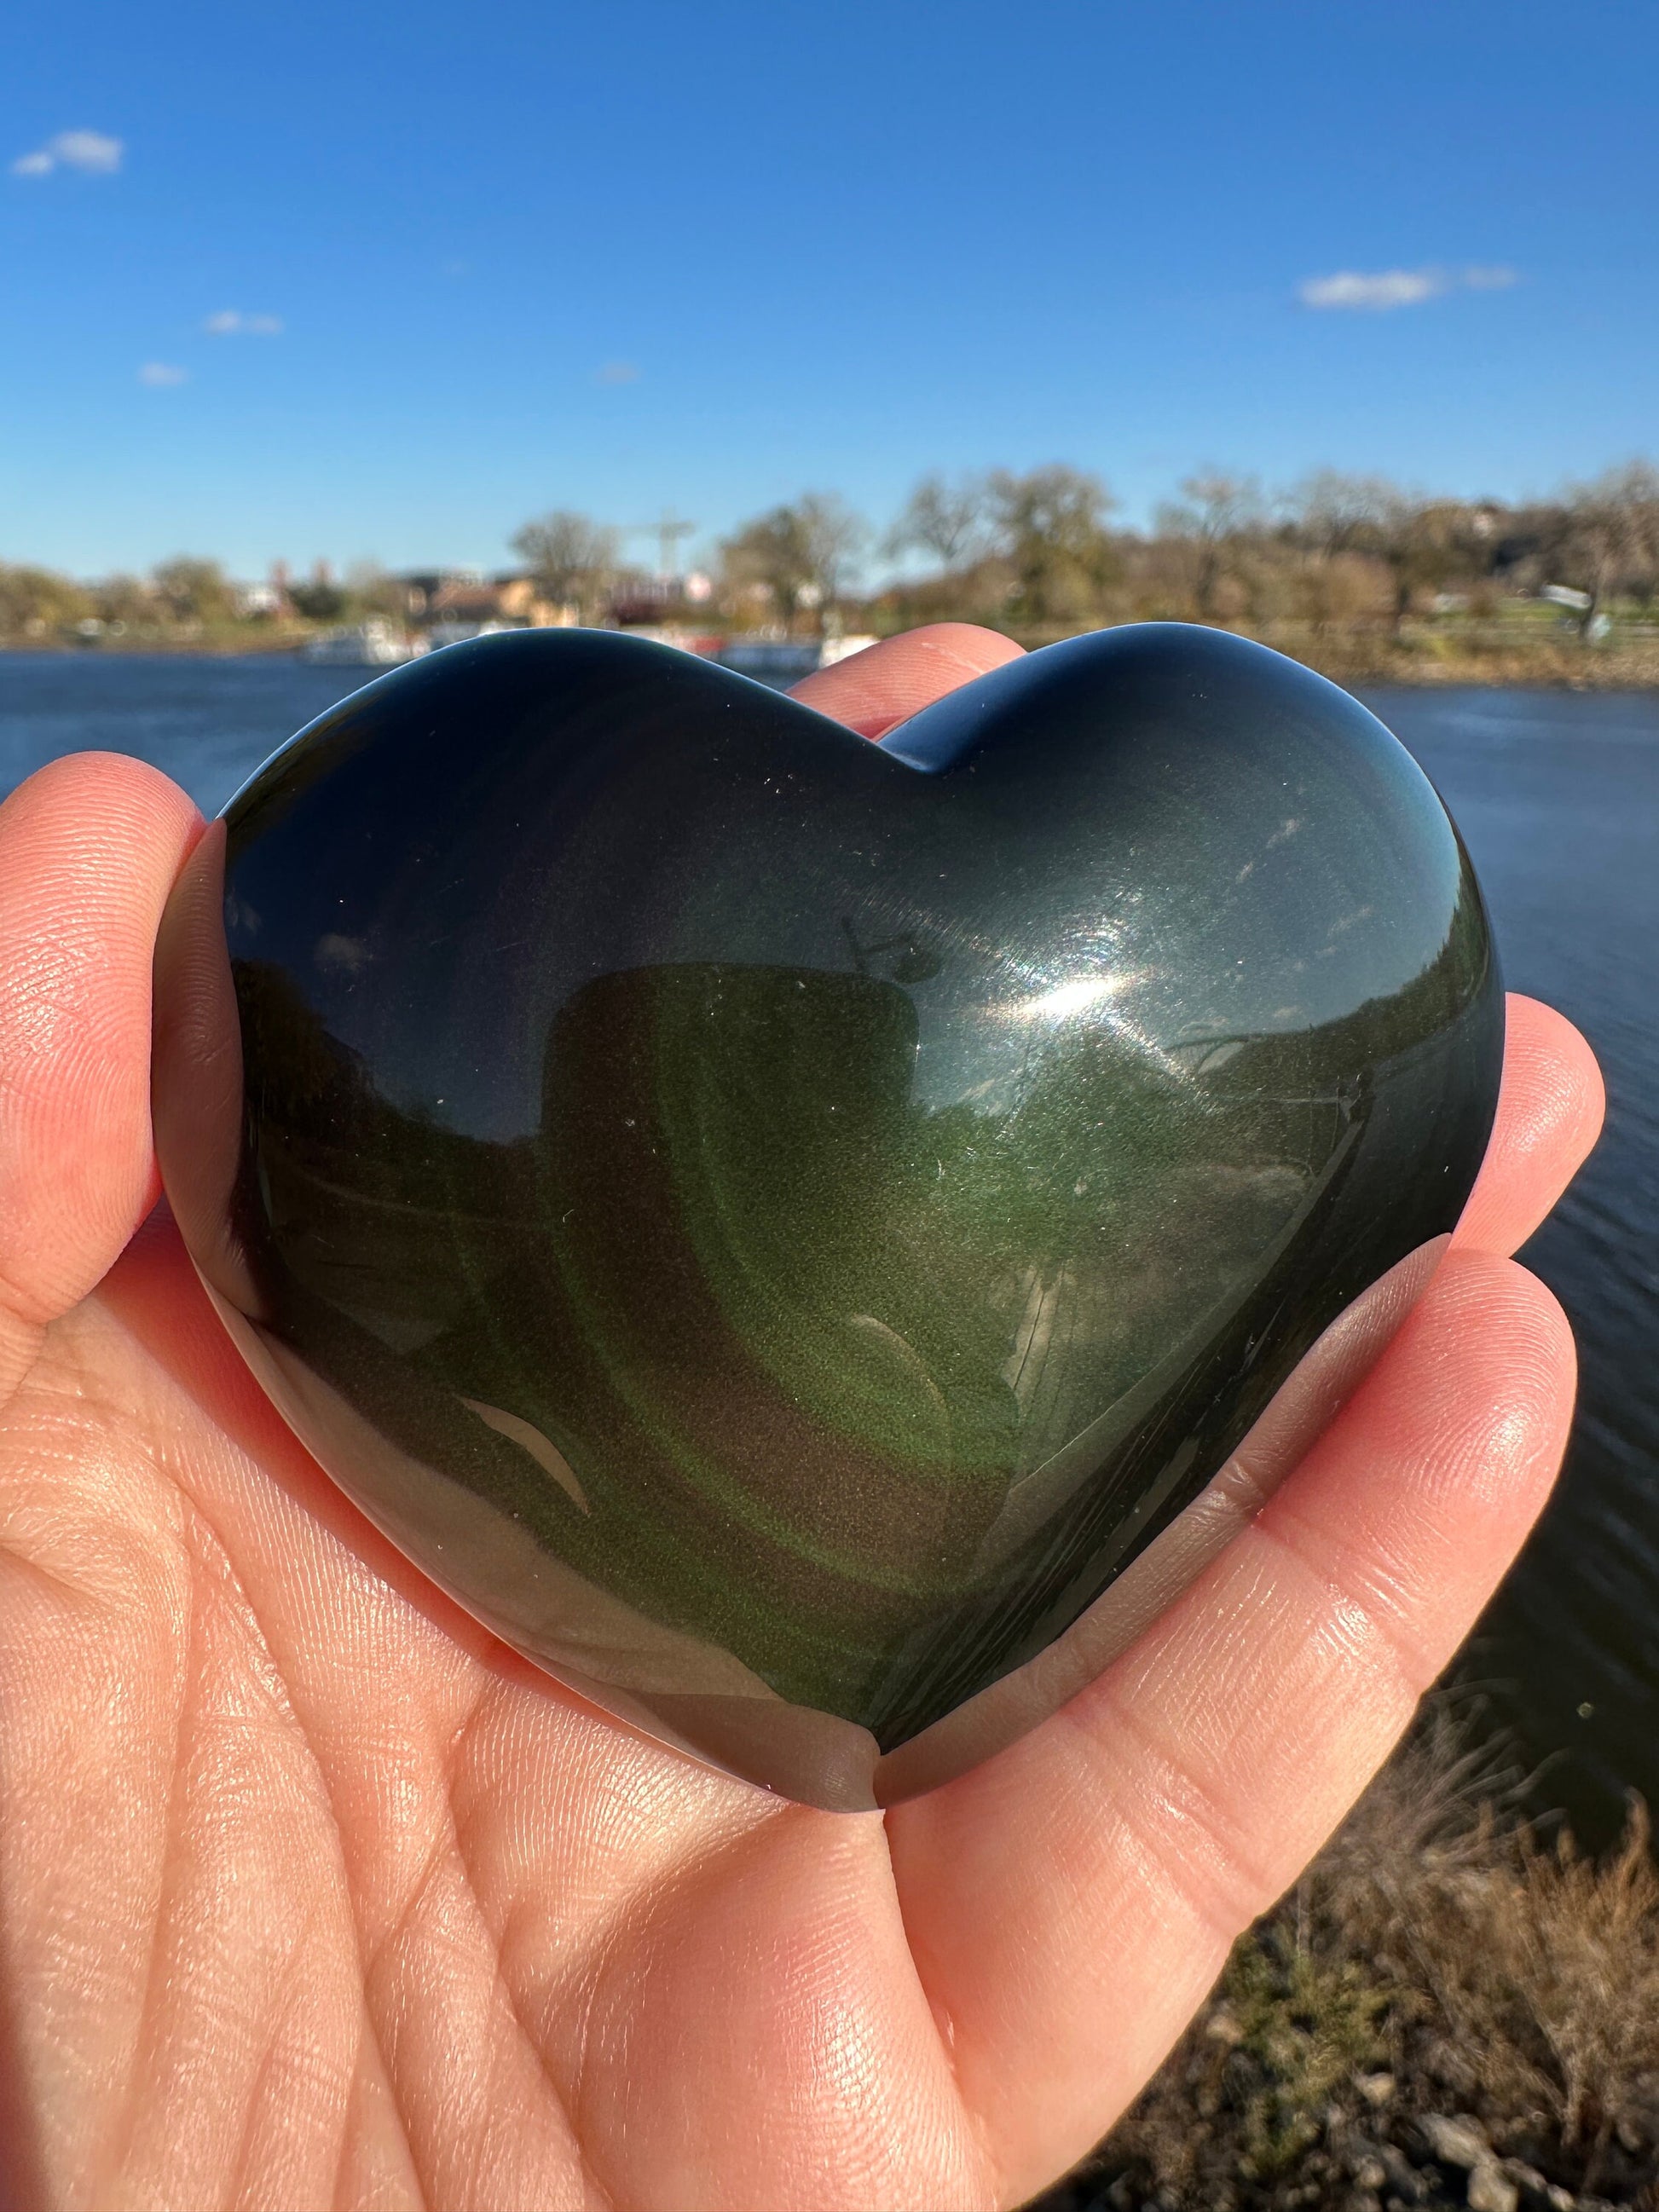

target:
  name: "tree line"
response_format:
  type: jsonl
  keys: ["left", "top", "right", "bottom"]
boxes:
{"left": 697, "top": 461, "right": 1659, "bottom": 641}
{"left": 3, "top": 460, "right": 1657, "bottom": 647}
{"left": 0, "top": 555, "right": 408, "bottom": 644}
{"left": 425, "top": 459, "right": 1659, "bottom": 644}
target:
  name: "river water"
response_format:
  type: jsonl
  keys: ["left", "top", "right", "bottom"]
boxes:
{"left": 0, "top": 652, "right": 1653, "bottom": 1840}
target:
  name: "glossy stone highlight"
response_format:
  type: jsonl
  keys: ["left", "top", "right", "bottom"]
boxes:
{"left": 152, "top": 625, "right": 1504, "bottom": 1804}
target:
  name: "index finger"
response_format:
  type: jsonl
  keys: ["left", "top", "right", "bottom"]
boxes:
{"left": 788, "top": 621, "right": 1024, "bottom": 737}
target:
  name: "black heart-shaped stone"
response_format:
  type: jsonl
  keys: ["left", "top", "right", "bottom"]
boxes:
{"left": 152, "top": 625, "right": 1502, "bottom": 1804}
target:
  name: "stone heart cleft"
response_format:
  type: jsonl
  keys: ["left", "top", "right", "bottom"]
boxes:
{"left": 152, "top": 625, "right": 1503, "bottom": 1806}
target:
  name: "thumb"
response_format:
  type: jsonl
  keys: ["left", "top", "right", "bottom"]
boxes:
{"left": 0, "top": 752, "right": 201, "bottom": 1398}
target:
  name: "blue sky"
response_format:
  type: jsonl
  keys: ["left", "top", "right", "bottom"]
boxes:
{"left": 3, "top": 0, "right": 1655, "bottom": 580}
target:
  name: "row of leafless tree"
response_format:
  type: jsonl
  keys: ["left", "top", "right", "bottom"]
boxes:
{"left": 690, "top": 461, "right": 1659, "bottom": 638}
{"left": 4, "top": 460, "right": 1656, "bottom": 644}
{"left": 504, "top": 460, "right": 1659, "bottom": 639}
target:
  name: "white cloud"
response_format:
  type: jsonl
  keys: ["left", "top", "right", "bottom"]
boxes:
{"left": 1298, "top": 268, "right": 1448, "bottom": 311}
{"left": 138, "top": 361, "right": 188, "bottom": 387}
{"left": 11, "top": 128, "right": 124, "bottom": 178}
{"left": 595, "top": 360, "right": 641, "bottom": 384}
{"left": 204, "top": 309, "right": 284, "bottom": 336}
{"left": 53, "top": 130, "right": 124, "bottom": 173}
{"left": 1298, "top": 263, "right": 1521, "bottom": 312}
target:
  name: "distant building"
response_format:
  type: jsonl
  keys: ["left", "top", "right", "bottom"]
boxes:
{"left": 430, "top": 577, "right": 507, "bottom": 627}
{"left": 397, "top": 569, "right": 575, "bottom": 630}
{"left": 399, "top": 569, "right": 482, "bottom": 619}
{"left": 493, "top": 574, "right": 577, "bottom": 626}
{"left": 610, "top": 568, "right": 720, "bottom": 627}
{"left": 236, "top": 564, "right": 292, "bottom": 620}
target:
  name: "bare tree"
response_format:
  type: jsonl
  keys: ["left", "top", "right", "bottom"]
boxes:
{"left": 1153, "top": 471, "right": 1263, "bottom": 618}
{"left": 720, "top": 494, "right": 868, "bottom": 628}
{"left": 985, "top": 464, "right": 1118, "bottom": 625}
{"left": 796, "top": 492, "right": 868, "bottom": 621}
{"left": 1290, "top": 470, "right": 1386, "bottom": 551}
{"left": 720, "top": 506, "right": 816, "bottom": 627}
{"left": 1550, "top": 462, "right": 1659, "bottom": 636}
{"left": 884, "top": 472, "right": 991, "bottom": 570}
{"left": 1387, "top": 500, "right": 1490, "bottom": 630}
{"left": 511, "top": 511, "right": 622, "bottom": 623}
{"left": 1289, "top": 474, "right": 1472, "bottom": 634}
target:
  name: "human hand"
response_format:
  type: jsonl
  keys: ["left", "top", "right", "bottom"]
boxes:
{"left": 0, "top": 625, "right": 1603, "bottom": 2210}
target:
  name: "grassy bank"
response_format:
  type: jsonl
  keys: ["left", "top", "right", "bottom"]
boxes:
{"left": 1039, "top": 1718, "right": 1659, "bottom": 2211}
{"left": 1215, "top": 627, "right": 1659, "bottom": 692}
{"left": 1210, "top": 630, "right": 1659, "bottom": 692}
{"left": 985, "top": 621, "right": 1659, "bottom": 692}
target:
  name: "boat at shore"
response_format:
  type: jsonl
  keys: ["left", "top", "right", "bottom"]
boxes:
{"left": 298, "top": 619, "right": 428, "bottom": 667}
{"left": 714, "top": 634, "right": 878, "bottom": 681}
{"left": 293, "top": 622, "right": 880, "bottom": 676}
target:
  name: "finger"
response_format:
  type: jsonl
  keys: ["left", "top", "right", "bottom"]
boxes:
{"left": 788, "top": 621, "right": 1024, "bottom": 738}
{"left": 1454, "top": 993, "right": 1604, "bottom": 1256}
{"left": 0, "top": 752, "right": 201, "bottom": 1395}
{"left": 889, "top": 1249, "right": 1574, "bottom": 2202}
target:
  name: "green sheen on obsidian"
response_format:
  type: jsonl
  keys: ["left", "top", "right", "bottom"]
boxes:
{"left": 152, "top": 624, "right": 1503, "bottom": 1794}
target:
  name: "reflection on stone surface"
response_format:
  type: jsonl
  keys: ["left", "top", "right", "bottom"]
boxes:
{"left": 152, "top": 623, "right": 1505, "bottom": 1801}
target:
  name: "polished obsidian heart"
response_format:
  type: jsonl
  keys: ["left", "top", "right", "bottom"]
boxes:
{"left": 152, "top": 625, "right": 1502, "bottom": 1804}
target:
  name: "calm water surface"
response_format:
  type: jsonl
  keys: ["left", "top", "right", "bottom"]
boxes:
{"left": 1, "top": 653, "right": 1654, "bottom": 1838}
{"left": 1365, "top": 684, "right": 1659, "bottom": 1844}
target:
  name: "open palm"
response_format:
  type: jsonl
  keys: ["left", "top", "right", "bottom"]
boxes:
{"left": 0, "top": 626, "right": 1603, "bottom": 2212}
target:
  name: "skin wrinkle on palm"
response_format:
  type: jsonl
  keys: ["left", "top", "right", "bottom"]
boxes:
{"left": 0, "top": 625, "right": 1602, "bottom": 2212}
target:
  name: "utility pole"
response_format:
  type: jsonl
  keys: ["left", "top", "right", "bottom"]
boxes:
{"left": 627, "top": 510, "right": 696, "bottom": 580}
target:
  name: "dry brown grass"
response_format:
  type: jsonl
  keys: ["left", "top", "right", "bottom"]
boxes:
{"left": 1295, "top": 632, "right": 1659, "bottom": 692}
{"left": 1044, "top": 1715, "right": 1659, "bottom": 2209}
{"left": 993, "top": 620, "right": 1659, "bottom": 692}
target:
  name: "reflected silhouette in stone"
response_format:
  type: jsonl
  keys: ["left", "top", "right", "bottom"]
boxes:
{"left": 152, "top": 624, "right": 1504, "bottom": 1803}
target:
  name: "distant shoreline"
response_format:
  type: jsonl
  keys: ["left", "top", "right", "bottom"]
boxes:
{"left": 3, "top": 628, "right": 1657, "bottom": 692}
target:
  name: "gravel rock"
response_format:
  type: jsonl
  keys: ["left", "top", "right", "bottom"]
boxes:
{"left": 1419, "top": 2112, "right": 1490, "bottom": 2169}
{"left": 1491, "top": 2160, "right": 1558, "bottom": 2212}
{"left": 1467, "top": 2159, "right": 1519, "bottom": 2212}
{"left": 1377, "top": 2142, "right": 1426, "bottom": 2203}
